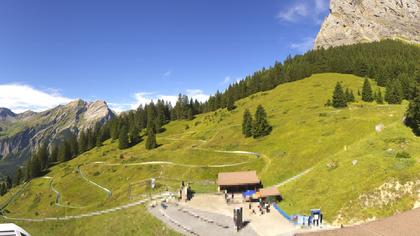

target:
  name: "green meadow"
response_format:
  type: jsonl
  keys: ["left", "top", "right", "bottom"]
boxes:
{"left": 1, "top": 73, "right": 419, "bottom": 234}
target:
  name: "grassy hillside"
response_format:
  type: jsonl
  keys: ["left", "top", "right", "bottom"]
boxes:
{"left": 1, "top": 73, "right": 419, "bottom": 234}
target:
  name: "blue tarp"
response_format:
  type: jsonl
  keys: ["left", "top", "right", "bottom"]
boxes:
{"left": 242, "top": 190, "right": 256, "bottom": 197}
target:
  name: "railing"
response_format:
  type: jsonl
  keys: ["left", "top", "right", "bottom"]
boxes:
{"left": 273, "top": 203, "right": 292, "bottom": 221}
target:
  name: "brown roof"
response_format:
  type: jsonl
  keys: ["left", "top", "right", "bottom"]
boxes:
{"left": 217, "top": 171, "right": 260, "bottom": 186}
{"left": 259, "top": 186, "right": 281, "bottom": 197}
{"left": 297, "top": 207, "right": 420, "bottom": 236}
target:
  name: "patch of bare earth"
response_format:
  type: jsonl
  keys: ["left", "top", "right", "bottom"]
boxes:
{"left": 334, "top": 179, "right": 420, "bottom": 225}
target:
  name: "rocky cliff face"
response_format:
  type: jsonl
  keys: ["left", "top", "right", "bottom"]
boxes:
{"left": 314, "top": 0, "right": 420, "bottom": 49}
{"left": 0, "top": 100, "right": 115, "bottom": 175}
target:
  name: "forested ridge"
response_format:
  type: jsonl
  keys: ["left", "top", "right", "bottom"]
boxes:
{"left": 203, "top": 40, "right": 419, "bottom": 112}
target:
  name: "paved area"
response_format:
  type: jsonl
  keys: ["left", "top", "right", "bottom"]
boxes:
{"left": 179, "top": 194, "right": 300, "bottom": 236}
{"left": 148, "top": 201, "right": 257, "bottom": 236}
{"left": 298, "top": 207, "right": 420, "bottom": 236}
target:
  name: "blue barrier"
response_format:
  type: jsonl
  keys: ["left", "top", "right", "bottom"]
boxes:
{"left": 273, "top": 203, "right": 292, "bottom": 221}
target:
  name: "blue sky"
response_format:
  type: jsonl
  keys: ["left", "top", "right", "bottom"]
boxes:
{"left": 0, "top": 0, "right": 329, "bottom": 113}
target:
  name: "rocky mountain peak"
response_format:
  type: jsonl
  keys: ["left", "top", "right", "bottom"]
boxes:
{"left": 0, "top": 108, "right": 16, "bottom": 121}
{"left": 0, "top": 99, "right": 116, "bottom": 175}
{"left": 314, "top": 0, "right": 420, "bottom": 49}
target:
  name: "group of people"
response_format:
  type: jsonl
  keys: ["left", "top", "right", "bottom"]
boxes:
{"left": 249, "top": 199, "right": 271, "bottom": 216}
{"left": 178, "top": 181, "right": 192, "bottom": 202}
{"left": 223, "top": 190, "right": 237, "bottom": 204}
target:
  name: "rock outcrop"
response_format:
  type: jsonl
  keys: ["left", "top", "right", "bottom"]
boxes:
{"left": 0, "top": 108, "right": 16, "bottom": 122}
{"left": 0, "top": 100, "right": 115, "bottom": 176}
{"left": 314, "top": 0, "right": 420, "bottom": 49}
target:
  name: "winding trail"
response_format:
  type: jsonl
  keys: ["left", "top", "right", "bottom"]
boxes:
{"left": 274, "top": 167, "right": 314, "bottom": 188}
{"left": 1, "top": 192, "right": 171, "bottom": 222}
{"left": 0, "top": 182, "right": 30, "bottom": 211}
{"left": 76, "top": 165, "right": 112, "bottom": 198}
{"left": 1, "top": 124, "right": 312, "bottom": 223}
{"left": 41, "top": 176, "right": 88, "bottom": 209}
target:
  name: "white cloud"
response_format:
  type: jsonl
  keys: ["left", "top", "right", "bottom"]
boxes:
{"left": 220, "top": 76, "right": 243, "bottom": 85}
{"left": 162, "top": 70, "right": 172, "bottom": 78}
{"left": 276, "top": 0, "right": 329, "bottom": 24}
{"left": 0, "top": 83, "right": 73, "bottom": 113}
{"left": 109, "top": 89, "right": 210, "bottom": 113}
{"left": 221, "top": 76, "right": 231, "bottom": 85}
{"left": 291, "top": 37, "right": 315, "bottom": 53}
{"left": 277, "top": 3, "right": 308, "bottom": 22}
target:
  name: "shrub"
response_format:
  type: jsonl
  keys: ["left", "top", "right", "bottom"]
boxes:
{"left": 395, "top": 151, "right": 411, "bottom": 159}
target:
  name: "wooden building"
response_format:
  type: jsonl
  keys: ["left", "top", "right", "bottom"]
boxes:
{"left": 217, "top": 171, "right": 261, "bottom": 193}
{"left": 258, "top": 186, "right": 282, "bottom": 201}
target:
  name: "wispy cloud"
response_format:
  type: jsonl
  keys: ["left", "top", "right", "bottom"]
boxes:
{"left": 162, "top": 70, "right": 172, "bottom": 78}
{"left": 0, "top": 83, "right": 73, "bottom": 113}
{"left": 276, "top": 0, "right": 329, "bottom": 24}
{"left": 220, "top": 76, "right": 243, "bottom": 85}
{"left": 277, "top": 3, "right": 309, "bottom": 22}
{"left": 221, "top": 76, "right": 231, "bottom": 85}
{"left": 109, "top": 89, "right": 209, "bottom": 113}
{"left": 291, "top": 37, "right": 315, "bottom": 53}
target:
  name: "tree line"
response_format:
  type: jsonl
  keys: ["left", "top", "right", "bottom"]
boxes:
{"left": 201, "top": 40, "right": 419, "bottom": 113}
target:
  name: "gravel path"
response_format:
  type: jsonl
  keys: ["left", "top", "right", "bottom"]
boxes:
{"left": 41, "top": 176, "right": 87, "bottom": 209}
{"left": 76, "top": 165, "right": 112, "bottom": 198}
{"left": 274, "top": 167, "right": 314, "bottom": 188}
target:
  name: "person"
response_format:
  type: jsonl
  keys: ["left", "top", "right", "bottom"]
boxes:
{"left": 308, "top": 216, "right": 311, "bottom": 227}
{"left": 249, "top": 203, "right": 252, "bottom": 210}
{"left": 320, "top": 213, "right": 323, "bottom": 225}
{"left": 314, "top": 213, "right": 319, "bottom": 226}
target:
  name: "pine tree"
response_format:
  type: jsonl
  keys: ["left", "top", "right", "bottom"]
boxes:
{"left": 253, "top": 105, "right": 272, "bottom": 138}
{"left": 58, "top": 142, "right": 72, "bottom": 162}
{"left": 375, "top": 89, "right": 384, "bottom": 104}
{"left": 145, "top": 124, "right": 157, "bottom": 150}
{"left": 69, "top": 134, "right": 79, "bottom": 157}
{"left": 5, "top": 176, "right": 12, "bottom": 189}
{"left": 37, "top": 144, "right": 49, "bottom": 171}
{"left": 50, "top": 144, "right": 59, "bottom": 163}
{"left": 242, "top": 109, "right": 253, "bottom": 137}
{"left": 332, "top": 82, "right": 347, "bottom": 108}
{"left": 344, "top": 88, "right": 355, "bottom": 103}
{"left": 362, "top": 78, "right": 374, "bottom": 102}
{"left": 15, "top": 168, "right": 23, "bottom": 186}
{"left": 0, "top": 183, "right": 6, "bottom": 196}
{"left": 30, "top": 155, "right": 42, "bottom": 178}
{"left": 226, "top": 95, "right": 235, "bottom": 111}
{"left": 406, "top": 91, "right": 420, "bottom": 135}
{"left": 96, "top": 133, "right": 103, "bottom": 148}
{"left": 78, "top": 130, "right": 87, "bottom": 153}
{"left": 385, "top": 80, "right": 403, "bottom": 104}
{"left": 118, "top": 125, "right": 129, "bottom": 150}
{"left": 128, "top": 125, "right": 141, "bottom": 146}
{"left": 26, "top": 159, "right": 31, "bottom": 181}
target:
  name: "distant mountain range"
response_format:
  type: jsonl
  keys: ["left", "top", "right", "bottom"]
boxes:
{"left": 0, "top": 99, "right": 115, "bottom": 177}
{"left": 315, "top": 0, "right": 420, "bottom": 49}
